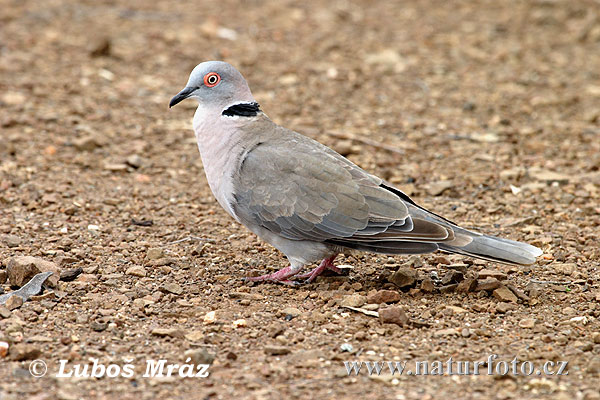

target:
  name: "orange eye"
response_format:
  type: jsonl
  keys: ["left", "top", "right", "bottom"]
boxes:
{"left": 204, "top": 72, "right": 221, "bottom": 87}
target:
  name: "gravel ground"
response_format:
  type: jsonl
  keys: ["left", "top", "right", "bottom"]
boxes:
{"left": 1, "top": 0, "right": 599, "bottom": 399}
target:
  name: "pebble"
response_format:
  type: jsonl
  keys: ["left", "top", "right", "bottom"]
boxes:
{"left": 3, "top": 234, "right": 21, "bottom": 248}
{"left": 9, "top": 343, "right": 41, "bottom": 361}
{"left": 184, "top": 348, "right": 215, "bottom": 365}
{"left": 184, "top": 331, "right": 204, "bottom": 342}
{"left": 0, "top": 306, "right": 11, "bottom": 318}
{"left": 433, "top": 328, "right": 458, "bottom": 337}
{"left": 59, "top": 267, "right": 83, "bottom": 282}
{"left": 426, "top": 180, "right": 453, "bottom": 196}
{"left": 519, "top": 318, "right": 536, "bottom": 329}
{"left": 420, "top": 277, "right": 435, "bottom": 292}
{"left": 456, "top": 278, "right": 477, "bottom": 293}
{"left": 160, "top": 282, "right": 183, "bottom": 295}
{"left": 126, "top": 154, "right": 143, "bottom": 168}
{"left": 281, "top": 307, "right": 301, "bottom": 317}
{"left": 496, "top": 302, "right": 516, "bottom": 313}
{"left": 592, "top": 332, "right": 600, "bottom": 344}
{"left": 477, "top": 269, "right": 507, "bottom": 280}
{"left": 552, "top": 263, "right": 576, "bottom": 276}
{"left": 475, "top": 278, "right": 501, "bottom": 291}
{"left": 5, "top": 295, "right": 23, "bottom": 310}
{"left": 7, "top": 256, "right": 60, "bottom": 287}
{"left": 378, "top": 306, "right": 409, "bottom": 326}
{"left": 73, "top": 135, "right": 104, "bottom": 151}
{"left": 439, "top": 284, "right": 458, "bottom": 293}
{"left": 203, "top": 311, "right": 216, "bottom": 324}
{"left": 339, "top": 294, "right": 367, "bottom": 308}
{"left": 151, "top": 328, "right": 185, "bottom": 338}
{"left": 441, "top": 270, "right": 464, "bottom": 285}
{"left": 388, "top": 267, "right": 417, "bottom": 289}
{"left": 0, "top": 271, "right": 6, "bottom": 284}
{"left": 264, "top": 345, "right": 290, "bottom": 356}
{"left": 91, "top": 321, "right": 107, "bottom": 332}
{"left": 233, "top": 319, "right": 247, "bottom": 328}
{"left": 493, "top": 286, "right": 518, "bottom": 303}
{"left": 146, "top": 248, "right": 164, "bottom": 261}
{"left": 367, "top": 289, "right": 401, "bottom": 304}
{"left": 126, "top": 265, "right": 147, "bottom": 277}
{"left": 0, "top": 341, "right": 8, "bottom": 357}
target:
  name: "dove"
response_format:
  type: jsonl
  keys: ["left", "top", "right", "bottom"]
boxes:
{"left": 169, "top": 61, "right": 542, "bottom": 284}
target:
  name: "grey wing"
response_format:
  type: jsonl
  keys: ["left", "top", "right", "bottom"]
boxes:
{"left": 232, "top": 137, "right": 452, "bottom": 252}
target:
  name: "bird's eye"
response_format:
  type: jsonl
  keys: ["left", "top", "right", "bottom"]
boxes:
{"left": 204, "top": 72, "right": 221, "bottom": 87}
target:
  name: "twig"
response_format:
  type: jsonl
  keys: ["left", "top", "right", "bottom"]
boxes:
{"left": 530, "top": 279, "right": 573, "bottom": 285}
{"left": 325, "top": 132, "right": 405, "bottom": 155}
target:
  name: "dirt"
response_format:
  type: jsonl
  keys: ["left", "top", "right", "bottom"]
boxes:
{"left": 1, "top": 0, "right": 600, "bottom": 399}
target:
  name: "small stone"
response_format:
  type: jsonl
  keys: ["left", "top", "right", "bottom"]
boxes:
{"left": 552, "top": 263, "right": 577, "bottom": 276}
{"left": 0, "top": 306, "right": 11, "bottom": 318}
{"left": 184, "top": 331, "right": 204, "bottom": 342}
{"left": 592, "top": 332, "right": 600, "bottom": 344}
{"left": 420, "top": 277, "right": 435, "bottom": 292}
{"left": 281, "top": 307, "right": 302, "bottom": 318}
{"left": 73, "top": 135, "right": 103, "bottom": 151}
{"left": 493, "top": 286, "right": 518, "bottom": 303}
{"left": 433, "top": 328, "right": 458, "bottom": 337}
{"left": 529, "top": 169, "right": 570, "bottom": 184}
{"left": 439, "top": 284, "right": 458, "bottom": 293}
{"left": 339, "top": 294, "right": 367, "bottom": 308}
{"left": 446, "top": 306, "right": 468, "bottom": 314}
{"left": 506, "top": 284, "right": 529, "bottom": 302}
{"left": 126, "top": 154, "right": 143, "bottom": 168}
{"left": 0, "top": 341, "right": 8, "bottom": 357}
{"left": 3, "top": 234, "right": 21, "bottom": 248}
{"left": 519, "top": 318, "right": 536, "bottom": 329}
{"left": 264, "top": 345, "right": 290, "bottom": 356}
{"left": 126, "top": 265, "right": 147, "bottom": 277}
{"left": 91, "top": 321, "right": 107, "bottom": 332}
{"left": 457, "top": 278, "right": 477, "bottom": 293}
{"left": 426, "top": 181, "right": 453, "bottom": 196}
{"left": 0, "top": 270, "right": 6, "bottom": 284}
{"left": 378, "top": 306, "right": 409, "bottom": 326}
{"left": 477, "top": 269, "right": 507, "bottom": 280}
{"left": 5, "top": 295, "right": 23, "bottom": 310}
{"left": 146, "top": 248, "right": 164, "bottom": 261}
{"left": 7, "top": 256, "right": 60, "bottom": 287}
{"left": 184, "top": 348, "right": 215, "bottom": 365}
{"left": 441, "top": 270, "right": 464, "bottom": 285}
{"left": 476, "top": 278, "right": 501, "bottom": 291}
{"left": 89, "top": 37, "right": 111, "bottom": 57}
{"left": 203, "top": 311, "right": 216, "bottom": 324}
{"left": 496, "top": 302, "right": 516, "bottom": 313}
{"left": 160, "top": 282, "right": 183, "bottom": 295}
{"left": 233, "top": 319, "right": 247, "bottom": 328}
{"left": 59, "top": 267, "right": 83, "bottom": 282}
{"left": 9, "top": 343, "right": 41, "bottom": 361}
{"left": 367, "top": 289, "right": 401, "bottom": 304}
{"left": 151, "top": 328, "right": 185, "bottom": 338}
{"left": 388, "top": 267, "right": 418, "bottom": 289}
{"left": 461, "top": 328, "right": 471, "bottom": 337}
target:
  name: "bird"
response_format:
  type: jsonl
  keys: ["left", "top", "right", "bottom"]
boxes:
{"left": 169, "top": 61, "right": 542, "bottom": 285}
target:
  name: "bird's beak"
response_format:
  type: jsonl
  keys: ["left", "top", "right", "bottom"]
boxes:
{"left": 169, "top": 86, "right": 197, "bottom": 108}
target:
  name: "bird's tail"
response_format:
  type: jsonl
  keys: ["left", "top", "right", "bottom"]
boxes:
{"left": 438, "top": 226, "right": 543, "bottom": 265}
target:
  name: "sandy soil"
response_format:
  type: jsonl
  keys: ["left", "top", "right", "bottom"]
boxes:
{"left": 1, "top": 0, "right": 599, "bottom": 399}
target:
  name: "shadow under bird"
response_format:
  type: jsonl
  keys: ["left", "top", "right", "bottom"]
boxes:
{"left": 169, "top": 61, "right": 542, "bottom": 285}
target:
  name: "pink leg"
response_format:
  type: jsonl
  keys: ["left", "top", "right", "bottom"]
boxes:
{"left": 294, "top": 255, "right": 340, "bottom": 283}
{"left": 243, "top": 265, "right": 302, "bottom": 285}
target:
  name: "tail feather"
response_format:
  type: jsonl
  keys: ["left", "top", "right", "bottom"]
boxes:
{"left": 439, "top": 229, "right": 542, "bottom": 265}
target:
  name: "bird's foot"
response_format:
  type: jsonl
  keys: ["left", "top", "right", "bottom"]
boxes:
{"left": 293, "top": 255, "right": 340, "bottom": 283}
{"left": 243, "top": 265, "right": 302, "bottom": 286}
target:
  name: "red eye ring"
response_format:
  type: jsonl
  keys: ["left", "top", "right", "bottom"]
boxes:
{"left": 204, "top": 72, "right": 221, "bottom": 87}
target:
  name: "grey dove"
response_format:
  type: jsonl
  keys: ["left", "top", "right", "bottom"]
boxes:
{"left": 169, "top": 61, "right": 542, "bottom": 284}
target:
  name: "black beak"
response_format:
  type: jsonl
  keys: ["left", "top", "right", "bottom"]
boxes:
{"left": 169, "top": 86, "right": 198, "bottom": 108}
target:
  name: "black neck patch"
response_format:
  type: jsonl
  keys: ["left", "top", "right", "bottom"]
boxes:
{"left": 222, "top": 102, "right": 261, "bottom": 117}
